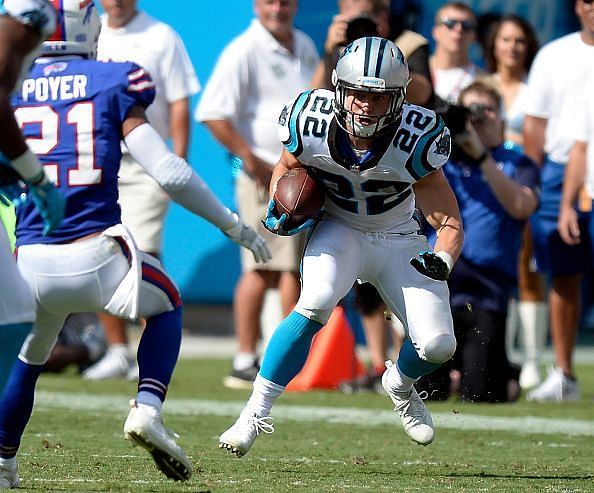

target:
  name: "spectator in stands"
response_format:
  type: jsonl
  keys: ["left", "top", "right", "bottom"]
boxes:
{"left": 83, "top": 0, "right": 200, "bottom": 380}
{"left": 558, "top": 69, "right": 594, "bottom": 253}
{"left": 430, "top": 2, "right": 491, "bottom": 104}
{"left": 426, "top": 81, "right": 539, "bottom": 402}
{"left": 485, "top": 15, "right": 538, "bottom": 148}
{"left": 196, "top": 0, "right": 319, "bottom": 389}
{"left": 312, "top": 0, "right": 433, "bottom": 106}
{"left": 523, "top": 0, "right": 594, "bottom": 402}
{"left": 484, "top": 14, "right": 546, "bottom": 390}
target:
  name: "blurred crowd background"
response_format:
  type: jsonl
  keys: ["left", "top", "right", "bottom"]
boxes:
{"left": 112, "top": 0, "right": 585, "bottom": 308}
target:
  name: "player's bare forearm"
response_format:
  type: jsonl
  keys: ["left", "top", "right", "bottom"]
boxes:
{"left": 0, "top": 90, "right": 28, "bottom": 159}
{"left": 122, "top": 105, "right": 149, "bottom": 137}
{"left": 413, "top": 169, "right": 464, "bottom": 262}
{"left": 269, "top": 149, "right": 302, "bottom": 197}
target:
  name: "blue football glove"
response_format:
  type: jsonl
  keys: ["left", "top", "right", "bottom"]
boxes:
{"left": 262, "top": 199, "right": 316, "bottom": 236}
{"left": 410, "top": 250, "right": 451, "bottom": 281}
{"left": 26, "top": 176, "right": 66, "bottom": 236}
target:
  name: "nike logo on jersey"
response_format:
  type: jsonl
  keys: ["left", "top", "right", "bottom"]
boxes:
{"left": 21, "top": 75, "right": 88, "bottom": 102}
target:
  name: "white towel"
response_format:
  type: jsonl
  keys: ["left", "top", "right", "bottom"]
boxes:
{"left": 102, "top": 224, "right": 141, "bottom": 320}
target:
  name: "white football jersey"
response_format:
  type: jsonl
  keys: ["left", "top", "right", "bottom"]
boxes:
{"left": 278, "top": 89, "right": 451, "bottom": 233}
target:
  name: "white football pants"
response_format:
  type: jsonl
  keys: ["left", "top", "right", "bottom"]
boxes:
{"left": 16, "top": 232, "right": 179, "bottom": 365}
{"left": 295, "top": 216, "right": 454, "bottom": 360}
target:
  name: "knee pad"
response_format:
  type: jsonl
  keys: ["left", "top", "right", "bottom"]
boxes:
{"left": 423, "top": 333, "right": 456, "bottom": 364}
{"left": 295, "top": 281, "right": 338, "bottom": 325}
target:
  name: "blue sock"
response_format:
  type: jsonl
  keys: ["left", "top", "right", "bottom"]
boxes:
{"left": 0, "top": 359, "right": 43, "bottom": 458}
{"left": 397, "top": 338, "right": 441, "bottom": 379}
{"left": 260, "top": 311, "right": 323, "bottom": 386}
{"left": 0, "top": 323, "right": 32, "bottom": 393}
{"left": 136, "top": 307, "right": 182, "bottom": 402}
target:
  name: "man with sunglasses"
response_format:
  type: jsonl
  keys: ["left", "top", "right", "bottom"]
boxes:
{"left": 523, "top": 0, "right": 594, "bottom": 402}
{"left": 430, "top": 2, "right": 492, "bottom": 104}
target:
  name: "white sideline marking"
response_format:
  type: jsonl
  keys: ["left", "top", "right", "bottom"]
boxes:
{"left": 34, "top": 391, "right": 594, "bottom": 437}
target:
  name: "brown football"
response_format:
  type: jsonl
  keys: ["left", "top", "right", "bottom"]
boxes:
{"left": 273, "top": 167, "right": 325, "bottom": 230}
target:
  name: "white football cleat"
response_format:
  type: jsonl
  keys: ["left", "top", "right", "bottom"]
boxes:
{"left": 526, "top": 367, "right": 580, "bottom": 402}
{"left": 219, "top": 411, "right": 274, "bottom": 458}
{"left": 382, "top": 360, "right": 434, "bottom": 445}
{"left": 0, "top": 457, "right": 19, "bottom": 489}
{"left": 124, "top": 401, "right": 192, "bottom": 481}
{"left": 83, "top": 345, "right": 130, "bottom": 380}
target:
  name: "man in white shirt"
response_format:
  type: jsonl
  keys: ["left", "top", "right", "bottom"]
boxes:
{"left": 523, "top": 0, "right": 594, "bottom": 402}
{"left": 558, "top": 69, "right": 594, "bottom": 247}
{"left": 430, "top": 2, "right": 490, "bottom": 104}
{"left": 196, "top": 0, "right": 319, "bottom": 389}
{"left": 83, "top": 0, "right": 200, "bottom": 380}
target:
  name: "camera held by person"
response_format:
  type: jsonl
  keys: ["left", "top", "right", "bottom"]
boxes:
{"left": 344, "top": 13, "right": 378, "bottom": 44}
{"left": 439, "top": 100, "right": 490, "bottom": 161}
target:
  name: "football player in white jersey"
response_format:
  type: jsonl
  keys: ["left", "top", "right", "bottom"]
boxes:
{"left": 0, "top": 0, "right": 65, "bottom": 393}
{"left": 219, "top": 37, "right": 464, "bottom": 457}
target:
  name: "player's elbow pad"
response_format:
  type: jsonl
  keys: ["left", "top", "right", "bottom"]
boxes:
{"left": 124, "top": 123, "right": 192, "bottom": 192}
{"left": 150, "top": 153, "right": 194, "bottom": 193}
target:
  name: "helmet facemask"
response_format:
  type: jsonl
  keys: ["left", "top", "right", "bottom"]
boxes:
{"left": 334, "top": 79, "right": 406, "bottom": 138}
{"left": 42, "top": 0, "right": 101, "bottom": 59}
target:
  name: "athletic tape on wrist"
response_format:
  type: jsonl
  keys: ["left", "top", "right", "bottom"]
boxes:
{"left": 435, "top": 251, "right": 454, "bottom": 272}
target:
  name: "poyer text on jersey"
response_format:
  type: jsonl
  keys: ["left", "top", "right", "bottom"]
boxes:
{"left": 21, "top": 75, "right": 87, "bottom": 102}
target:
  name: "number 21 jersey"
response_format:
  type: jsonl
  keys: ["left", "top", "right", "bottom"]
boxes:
{"left": 12, "top": 59, "right": 155, "bottom": 245}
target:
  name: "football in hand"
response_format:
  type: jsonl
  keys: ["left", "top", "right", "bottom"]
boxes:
{"left": 273, "top": 167, "right": 325, "bottom": 230}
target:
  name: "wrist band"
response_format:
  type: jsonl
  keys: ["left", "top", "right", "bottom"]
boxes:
{"left": 435, "top": 251, "right": 454, "bottom": 272}
{"left": 10, "top": 148, "right": 44, "bottom": 182}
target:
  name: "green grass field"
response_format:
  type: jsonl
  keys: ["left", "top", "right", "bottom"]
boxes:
{"left": 13, "top": 358, "right": 594, "bottom": 492}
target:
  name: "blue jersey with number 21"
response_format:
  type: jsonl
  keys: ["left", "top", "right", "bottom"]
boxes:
{"left": 12, "top": 58, "right": 155, "bottom": 246}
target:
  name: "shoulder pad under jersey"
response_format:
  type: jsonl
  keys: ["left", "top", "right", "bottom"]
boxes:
{"left": 278, "top": 88, "right": 335, "bottom": 159}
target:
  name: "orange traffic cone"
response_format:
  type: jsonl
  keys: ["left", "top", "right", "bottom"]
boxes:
{"left": 286, "top": 306, "right": 366, "bottom": 392}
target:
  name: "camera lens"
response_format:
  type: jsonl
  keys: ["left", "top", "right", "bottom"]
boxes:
{"left": 345, "top": 14, "right": 378, "bottom": 44}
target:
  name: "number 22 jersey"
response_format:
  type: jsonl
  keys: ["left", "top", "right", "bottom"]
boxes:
{"left": 12, "top": 58, "right": 155, "bottom": 245}
{"left": 278, "top": 88, "right": 451, "bottom": 233}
